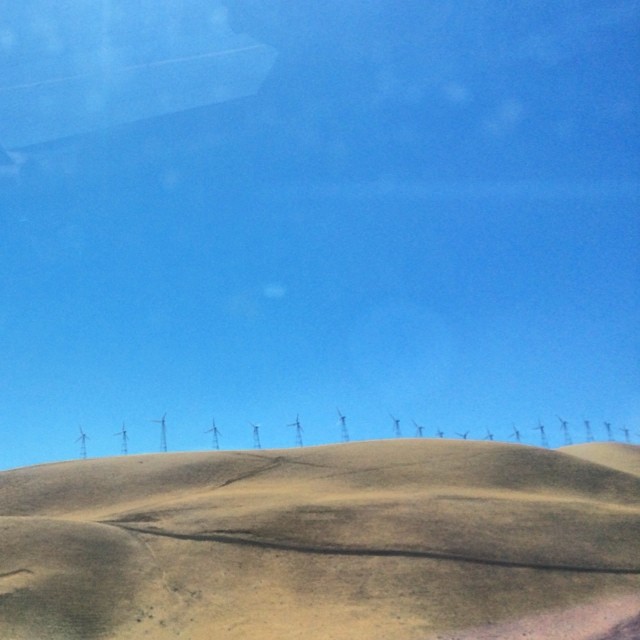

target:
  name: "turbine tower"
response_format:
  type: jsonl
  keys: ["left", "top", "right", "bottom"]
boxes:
{"left": 604, "top": 421, "right": 614, "bottom": 442}
{"left": 390, "top": 414, "right": 401, "bottom": 438}
{"left": 583, "top": 419, "right": 594, "bottom": 443}
{"left": 250, "top": 422, "right": 262, "bottom": 449}
{"left": 534, "top": 421, "right": 548, "bottom": 447}
{"left": 557, "top": 416, "right": 572, "bottom": 446}
{"left": 76, "top": 426, "right": 89, "bottom": 460}
{"left": 337, "top": 408, "right": 349, "bottom": 443}
{"left": 152, "top": 413, "right": 168, "bottom": 452}
{"left": 206, "top": 418, "right": 221, "bottom": 450}
{"left": 484, "top": 428, "right": 494, "bottom": 441}
{"left": 619, "top": 426, "right": 631, "bottom": 444}
{"left": 413, "top": 420, "right": 425, "bottom": 437}
{"left": 288, "top": 414, "right": 303, "bottom": 447}
{"left": 115, "top": 422, "right": 129, "bottom": 455}
{"left": 435, "top": 428, "right": 445, "bottom": 438}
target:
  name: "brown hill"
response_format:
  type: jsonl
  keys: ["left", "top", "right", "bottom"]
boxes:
{"left": 560, "top": 442, "right": 640, "bottom": 477}
{"left": 1, "top": 440, "right": 639, "bottom": 639}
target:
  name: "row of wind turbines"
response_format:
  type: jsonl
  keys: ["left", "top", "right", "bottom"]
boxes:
{"left": 75, "top": 411, "right": 341, "bottom": 459}
{"left": 74, "top": 411, "right": 636, "bottom": 460}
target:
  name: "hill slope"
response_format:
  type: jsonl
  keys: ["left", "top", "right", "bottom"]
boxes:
{"left": 560, "top": 442, "right": 640, "bottom": 477}
{"left": 1, "top": 440, "right": 639, "bottom": 639}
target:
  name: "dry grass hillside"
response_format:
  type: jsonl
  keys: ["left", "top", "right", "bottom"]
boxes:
{"left": 560, "top": 442, "right": 640, "bottom": 477}
{"left": 1, "top": 439, "right": 639, "bottom": 639}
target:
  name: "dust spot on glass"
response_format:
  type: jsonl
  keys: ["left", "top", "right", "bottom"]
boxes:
{"left": 161, "top": 169, "right": 182, "bottom": 191}
{"left": 209, "top": 6, "right": 230, "bottom": 30}
{"left": 263, "top": 283, "right": 286, "bottom": 299}
{"left": 483, "top": 99, "right": 525, "bottom": 136}
{"left": 442, "top": 82, "right": 471, "bottom": 105}
{"left": 0, "top": 28, "right": 16, "bottom": 52}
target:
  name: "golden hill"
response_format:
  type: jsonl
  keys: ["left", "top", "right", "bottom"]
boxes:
{"left": 560, "top": 442, "right": 640, "bottom": 477}
{"left": 1, "top": 439, "right": 639, "bottom": 639}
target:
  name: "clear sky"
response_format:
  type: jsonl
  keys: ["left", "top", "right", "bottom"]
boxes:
{"left": 0, "top": 1, "right": 638, "bottom": 470}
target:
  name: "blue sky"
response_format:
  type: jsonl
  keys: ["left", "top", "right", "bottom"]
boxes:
{"left": 1, "top": 1, "right": 639, "bottom": 469}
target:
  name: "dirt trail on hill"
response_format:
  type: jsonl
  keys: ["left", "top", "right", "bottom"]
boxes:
{"left": 108, "top": 522, "right": 640, "bottom": 574}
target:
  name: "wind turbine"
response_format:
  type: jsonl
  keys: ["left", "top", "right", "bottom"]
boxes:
{"left": 152, "top": 413, "right": 168, "bottom": 452}
{"left": 115, "top": 422, "right": 129, "bottom": 455}
{"left": 435, "top": 428, "right": 445, "bottom": 438}
{"left": 604, "top": 421, "right": 614, "bottom": 442}
{"left": 456, "top": 431, "right": 470, "bottom": 440}
{"left": 510, "top": 425, "right": 522, "bottom": 443}
{"left": 484, "top": 428, "right": 494, "bottom": 441}
{"left": 619, "top": 426, "right": 631, "bottom": 444}
{"left": 557, "top": 416, "right": 572, "bottom": 446}
{"left": 413, "top": 420, "right": 425, "bottom": 437}
{"left": 583, "top": 419, "right": 594, "bottom": 443}
{"left": 250, "top": 422, "right": 262, "bottom": 449}
{"left": 533, "top": 421, "right": 549, "bottom": 447}
{"left": 288, "top": 414, "right": 303, "bottom": 447}
{"left": 390, "top": 414, "right": 401, "bottom": 438}
{"left": 76, "top": 426, "right": 89, "bottom": 460}
{"left": 205, "top": 418, "right": 221, "bottom": 450}
{"left": 337, "top": 408, "right": 349, "bottom": 443}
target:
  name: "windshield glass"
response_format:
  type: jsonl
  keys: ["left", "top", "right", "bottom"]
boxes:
{"left": 1, "top": 1, "right": 638, "bottom": 467}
